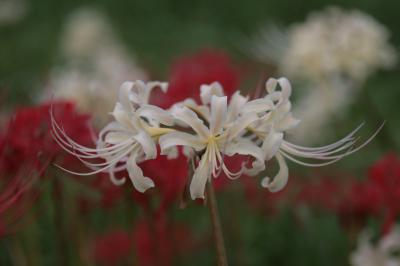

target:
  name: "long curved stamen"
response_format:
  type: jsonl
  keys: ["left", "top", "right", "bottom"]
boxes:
{"left": 276, "top": 122, "right": 384, "bottom": 167}
{"left": 280, "top": 138, "right": 357, "bottom": 160}
{"left": 221, "top": 163, "right": 246, "bottom": 180}
{"left": 54, "top": 147, "right": 134, "bottom": 176}
{"left": 282, "top": 123, "right": 364, "bottom": 152}
{"left": 279, "top": 149, "right": 351, "bottom": 167}
{"left": 52, "top": 129, "right": 135, "bottom": 160}
{"left": 51, "top": 112, "right": 134, "bottom": 154}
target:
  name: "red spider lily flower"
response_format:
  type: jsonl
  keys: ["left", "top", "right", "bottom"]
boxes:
{"left": 1, "top": 101, "right": 93, "bottom": 174}
{"left": 0, "top": 101, "right": 97, "bottom": 226}
{"left": 0, "top": 172, "right": 37, "bottom": 237}
{"left": 137, "top": 154, "right": 187, "bottom": 210}
{"left": 296, "top": 178, "right": 344, "bottom": 212}
{"left": 151, "top": 49, "right": 240, "bottom": 108}
{"left": 339, "top": 154, "right": 400, "bottom": 234}
{"left": 0, "top": 156, "right": 51, "bottom": 238}
{"left": 93, "top": 229, "right": 133, "bottom": 265}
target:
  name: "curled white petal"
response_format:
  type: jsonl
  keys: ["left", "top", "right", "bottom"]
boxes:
{"left": 133, "top": 130, "right": 157, "bottom": 160}
{"left": 266, "top": 78, "right": 278, "bottom": 94}
{"left": 200, "top": 82, "right": 224, "bottom": 105}
{"left": 261, "top": 153, "right": 288, "bottom": 192}
{"left": 136, "top": 104, "right": 174, "bottom": 126}
{"left": 190, "top": 156, "right": 211, "bottom": 199}
{"left": 118, "top": 81, "right": 134, "bottom": 111}
{"left": 262, "top": 131, "right": 284, "bottom": 160}
{"left": 127, "top": 155, "right": 155, "bottom": 192}
{"left": 210, "top": 95, "right": 227, "bottom": 135}
{"left": 104, "top": 131, "right": 131, "bottom": 145}
{"left": 242, "top": 98, "right": 273, "bottom": 115}
{"left": 181, "top": 98, "right": 210, "bottom": 121}
{"left": 277, "top": 77, "right": 292, "bottom": 100}
{"left": 171, "top": 105, "right": 209, "bottom": 140}
{"left": 226, "top": 113, "right": 259, "bottom": 140}
{"left": 226, "top": 91, "right": 249, "bottom": 123}
{"left": 159, "top": 131, "right": 205, "bottom": 153}
{"left": 111, "top": 103, "right": 134, "bottom": 130}
{"left": 274, "top": 112, "right": 300, "bottom": 131}
{"left": 225, "top": 139, "right": 266, "bottom": 176}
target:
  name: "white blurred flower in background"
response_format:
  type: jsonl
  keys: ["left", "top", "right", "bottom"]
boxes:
{"left": 248, "top": 7, "right": 397, "bottom": 143}
{"left": 0, "top": 0, "right": 27, "bottom": 25}
{"left": 45, "top": 8, "right": 147, "bottom": 127}
{"left": 351, "top": 227, "right": 400, "bottom": 266}
{"left": 281, "top": 7, "right": 396, "bottom": 84}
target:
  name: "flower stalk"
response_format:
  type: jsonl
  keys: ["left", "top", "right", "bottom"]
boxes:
{"left": 206, "top": 181, "right": 228, "bottom": 266}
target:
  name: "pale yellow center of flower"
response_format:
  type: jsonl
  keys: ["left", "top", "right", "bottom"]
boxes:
{"left": 146, "top": 126, "right": 175, "bottom": 138}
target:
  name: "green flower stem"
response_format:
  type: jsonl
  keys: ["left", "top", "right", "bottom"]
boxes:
{"left": 206, "top": 181, "right": 228, "bottom": 266}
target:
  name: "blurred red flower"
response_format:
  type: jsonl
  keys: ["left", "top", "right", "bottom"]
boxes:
{"left": 296, "top": 178, "right": 344, "bottom": 212}
{"left": 0, "top": 101, "right": 94, "bottom": 234}
{"left": 1, "top": 101, "right": 93, "bottom": 174}
{"left": 138, "top": 154, "right": 188, "bottom": 210}
{"left": 0, "top": 151, "right": 50, "bottom": 237}
{"left": 339, "top": 154, "right": 400, "bottom": 233}
{"left": 152, "top": 49, "right": 240, "bottom": 108}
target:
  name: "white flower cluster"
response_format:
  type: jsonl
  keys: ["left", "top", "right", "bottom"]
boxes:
{"left": 46, "top": 8, "right": 147, "bottom": 127}
{"left": 351, "top": 227, "right": 400, "bottom": 266}
{"left": 0, "top": 0, "right": 27, "bottom": 26}
{"left": 251, "top": 7, "right": 397, "bottom": 84}
{"left": 283, "top": 7, "right": 397, "bottom": 83}
{"left": 52, "top": 78, "right": 378, "bottom": 199}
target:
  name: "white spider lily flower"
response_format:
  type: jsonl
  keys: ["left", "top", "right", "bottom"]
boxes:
{"left": 248, "top": 7, "right": 397, "bottom": 85}
{"left": 52, "top": 76, "right": 381, "bottom": 200}
{"left": 51, "top": 81, "right": 174, "bottom": 193}
{"left": 245, "top": 77, "right": 382, "bottom": 192}
{"left": 351, "top": 227, "right": 400, "bottom": 266}
{"left": 159, "top": 87, "right": 263, "bottom": 199}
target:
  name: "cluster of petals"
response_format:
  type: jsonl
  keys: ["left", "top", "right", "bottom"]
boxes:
{"left": 52, "top": 77, "right": 379, "bottom": 199}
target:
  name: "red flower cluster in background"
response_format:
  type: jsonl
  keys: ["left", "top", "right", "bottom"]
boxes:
{"left": 152, "top": 49, "right": 240, "bottom": 108}
{"left": 136, "top": 154, "right": 188, "bottom": 211}
{"left": 254, "top": 154, "right": 400, "bottom": 234}
{"left": 339, "top": 154, "right": 400, "bottom": 233}
{"left": 1, "top": 101, "right": 93, "bottom": 174}
{"left": 0, "top": 166, "right": 45, "bottom": 237}
{"left": 0, "top": 101, "right": 94, "bottom": 236}
{"left": 296, "top": 178, "right": 345, "bottom": 212}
